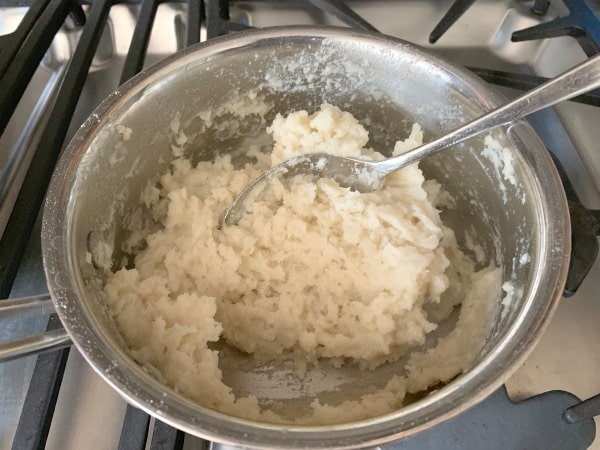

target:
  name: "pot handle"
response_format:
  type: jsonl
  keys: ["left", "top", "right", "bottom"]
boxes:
{"left": 0, "top": 294, "right": 72, "bottom": 363}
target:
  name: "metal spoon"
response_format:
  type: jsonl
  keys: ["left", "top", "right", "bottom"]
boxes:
{"left": 222, "top": 53, "right": 600, "bottom": 227}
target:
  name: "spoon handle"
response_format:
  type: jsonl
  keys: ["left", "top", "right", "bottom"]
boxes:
{"left": 376, "top": 53, "right": 600, "bottom": 175}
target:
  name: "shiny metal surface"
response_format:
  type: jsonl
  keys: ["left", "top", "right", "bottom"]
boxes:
{"left": 0, "top": 294, "right": 71, "bottom": 362}
{"left": 41, "top": 27, "right": 569, "bottom": 448}
{"left": 0, "top": 327, "right": 71, "bottom": 362}
{"left": 0, "top": 294, "right": 53, "bottom": 320}
{"left": 224, "top": 52, "right": 600, "bottom": 226}
{"left": 0, "top": 295, "right": 71, "bottom": 362}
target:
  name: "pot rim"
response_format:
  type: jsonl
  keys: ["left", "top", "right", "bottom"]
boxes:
{"left": 41, "top": 25, "right": 570, "bottom": 449}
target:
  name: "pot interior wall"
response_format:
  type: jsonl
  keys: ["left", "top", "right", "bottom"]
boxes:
{"left": 67, "top": 33, "right": 539, "bottom": 416}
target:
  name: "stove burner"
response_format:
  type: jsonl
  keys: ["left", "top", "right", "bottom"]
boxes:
{"left": 203, "top": 0, "right": 377, "bottom": 39}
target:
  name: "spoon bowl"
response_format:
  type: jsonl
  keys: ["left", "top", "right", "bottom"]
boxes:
{"left": 222, "top": 53, "right": 600, "bottom": 227}
{"left": 221, "top": 153, "right": 382, "bottom": 226}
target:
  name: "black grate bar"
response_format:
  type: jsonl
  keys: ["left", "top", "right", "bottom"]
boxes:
{"left": 0, "top": 0, "right": 190, "bottom": 5}
{"left": 10, "top": 316, "right": 70, "bottom": 450}
{"left": 512, "top": 0, "right": 600, "bottom": 57}
{"left": 564, "top": 393, "right": 600, "bottom": 423}
{"left": 531, "top": 0, "right": 550, "bottom": 16}
{"left": 117, "top": 405, "right": 151, "bottom": 450}
{"left": 0, "top": 0, "right": 113, "bottom": 297}
{"left": 0, "top": 0, "right": 32, "bottom": 4}
{"left": 7, "top": 0, "right": 113, "bottom": 445}
{"left": 429, "top": 0, "right": 476, "bottom": 44}
{"left": 0, "top": 0, "right": 73, "bottom": 136}
{"left": 120, "top": 0, "right": 161, "bottom": 84}
{"left": 547, "top": 152, "right": 599, "bottom": 296}
{"left": 468, "top": 66, "right": 600, "bottom": 107}
{"left": 186, "top": 0, "right": 204, "bottom": 46}
{"left": 149, "top": 420, "right": 185, "bottom": 450}
{"left": 307, "top": 0, "right": 378, "bottom": 31}
{"left": 0, "top": 0, "right": 53, "bottom": 75}
{"left": 205, "top": 0, "right": 248, "bottom": 40}
{"left": 69, "top": 0, "right": 87, "bottom": 27}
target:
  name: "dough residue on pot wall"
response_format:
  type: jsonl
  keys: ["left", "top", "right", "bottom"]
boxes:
{"left": 104, "top": 103, "right": 500, "bottom": 424}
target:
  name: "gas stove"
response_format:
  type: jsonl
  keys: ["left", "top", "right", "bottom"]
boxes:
{"left": 0, "top": 1, "right": 599, "bottom": 449}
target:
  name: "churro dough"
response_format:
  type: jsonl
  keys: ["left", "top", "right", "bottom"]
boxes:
{"left": 104, "top": 104, "right": 500, "bottom": 424}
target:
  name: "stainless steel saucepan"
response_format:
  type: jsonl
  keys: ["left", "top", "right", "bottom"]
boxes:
{"left": 0, "top": 27, "right": 570, "bottom": 448}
